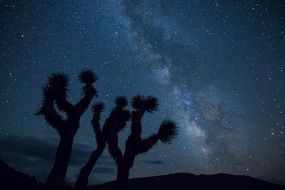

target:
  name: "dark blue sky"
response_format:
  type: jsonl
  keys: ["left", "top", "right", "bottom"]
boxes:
{"left": 1, "top": 0, "right": 285, "bottom": 185}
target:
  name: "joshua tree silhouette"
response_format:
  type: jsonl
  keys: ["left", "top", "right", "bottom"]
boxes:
{"left": 107, "top": 95, "right": 177, "bottom": 187}
{"left": 75, "top": 97, "right": 130, "bottom": 189}
{"left": 74, "top": 103, "right": 105, "bottom": 189}
{"left": 36, "top": 70, "right": 97, "bottom": 188}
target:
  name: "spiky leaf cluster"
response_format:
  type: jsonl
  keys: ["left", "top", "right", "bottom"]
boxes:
{"left": 48, "top": 73, "right": 69, "bottom": 89}
{"left": 157, "top": 120, "right": 177, "bottom": 144}
{"left": 79, "top": 70, "right": 97, "bottom": 84}
{"left": 131, "top": 95, "right": 158, "bottom": 112}
{"left": 144, "top": 96, "right": 158, "bottom": 112}
{"left": 131, "top": 95, "right": 144, "bottom": 110}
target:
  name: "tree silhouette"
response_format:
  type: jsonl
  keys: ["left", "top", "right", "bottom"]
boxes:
{"left": 75, "top": 97, "right": 130, "bottom": 189}
{"left": 107, "top": 95, "right": 178, "bottom": 187}
{"left": 36, "top": 70, "right": 97, "bottom": 188}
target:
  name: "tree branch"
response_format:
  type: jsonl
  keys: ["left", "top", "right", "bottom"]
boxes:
{"left": 75, "top": 85, "right": 96, "bottom": 116}
{"left": 130, "top": 110, "right": 144, "bottom": 137}
{"left": 37, "top": 87, "right": 65, "bottom": 135}
{"left": 107, "top": 130, "right": 123, "bottom": 162}
{"left": 136, "top": 134, "right": 159, "bottom": 155}
{"left": 54, "top": 94, "right": 74, "bottom": 114}
{"left": 91, "top": 103, "right": 105, "bottom": 148}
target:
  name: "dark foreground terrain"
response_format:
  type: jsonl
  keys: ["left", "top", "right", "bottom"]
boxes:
{"left": 0, "top": 159, "right": 38, "bottom": 190}
{"left": 90, "top": 173, "right": 285, "bottom": 190}
{"left": 1, "top": 159, "right": 284, "bottom": 190}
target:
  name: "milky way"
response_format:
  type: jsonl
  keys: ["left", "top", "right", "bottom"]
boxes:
{"left": 117, "top": 0, "right": 250, "bottom": 173}
{"left": 0, "top": 0, "right": 285, "bottom": 185}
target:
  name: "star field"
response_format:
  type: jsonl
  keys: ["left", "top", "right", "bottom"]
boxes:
{"left": 0, "top": 0, "right": 285, "bottom": 185}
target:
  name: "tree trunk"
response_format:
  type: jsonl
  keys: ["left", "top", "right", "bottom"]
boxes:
{"left": 116, "top": 161, "right": 130, "bottom": 189}
{"left": 46, "top": 135, "right": 74, "bottom": 189}
{"left": 75, "top": 147, "right": 105, "bottom": 189}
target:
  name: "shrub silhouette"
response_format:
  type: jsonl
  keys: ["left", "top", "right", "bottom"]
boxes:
{"left": 107, "top": 95, "right": 177, "bottom": 187}
{"left": 75, "top": 97, "right": 130, "bottom": 189}
{"left": 36, "top": 71, "right": 97, "bottom": 188}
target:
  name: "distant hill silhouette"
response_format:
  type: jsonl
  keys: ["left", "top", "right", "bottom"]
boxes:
{"left": 0, "top": 159, "right": 38, "bottom": 190}
{"left": 0, "top": 159, "right": 284, "bottom": 190}
{"left": 90, "top": 173, "right": 285, "bottom": 190}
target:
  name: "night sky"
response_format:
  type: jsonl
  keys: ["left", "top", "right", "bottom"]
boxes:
{"left": 1, "top": 0, "right": 285, "bottom": 185}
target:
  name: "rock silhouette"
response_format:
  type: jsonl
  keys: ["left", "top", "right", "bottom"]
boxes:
{"left": 36, "top": 71, "right": 97, "bottom": 189}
